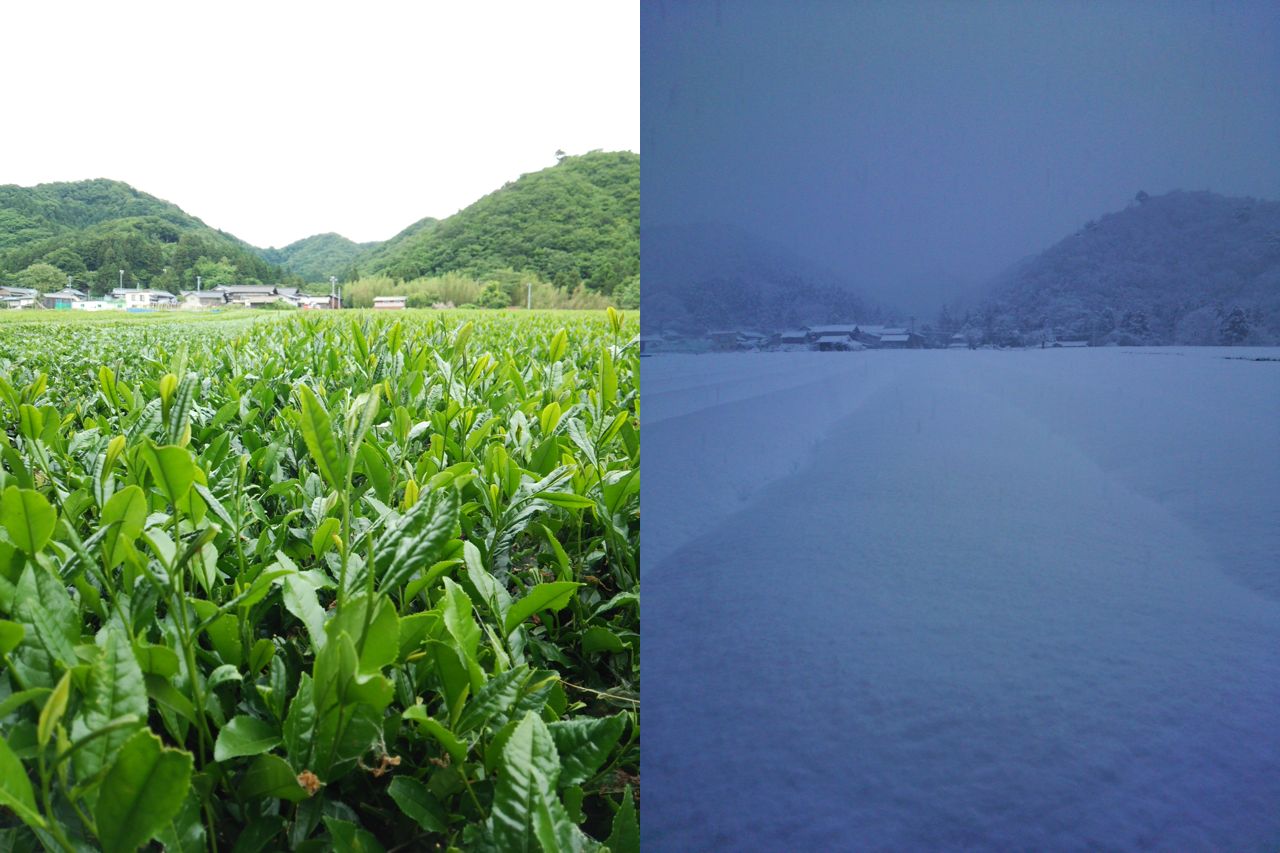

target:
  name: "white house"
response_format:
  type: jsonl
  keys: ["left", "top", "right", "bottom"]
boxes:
{"left": 72, "top": 300, "right": 124, "bottom": 312}
{"left": 122, "top": 289, "right": 178, "bottom": 309}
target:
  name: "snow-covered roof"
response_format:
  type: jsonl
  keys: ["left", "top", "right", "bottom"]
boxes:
{"left": 880, "top": 334, "right": 910, "bottom": 343}
{"left": 816, "top": 335, "right": 851, "bottom": 344}
{"left": 780, "top": 329, "right": 810, "bottom": 338}
{"left": 809, "top": 324, "right": 858, "bottom": 335}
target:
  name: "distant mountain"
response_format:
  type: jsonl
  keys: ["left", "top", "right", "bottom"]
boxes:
{"left": 363, "top": 151, "right": 639, "bottom": 298}
{"left": 0, "top": 152, "right": 640, "bottom": 301}
{"left": 970, "top": 190, "right": 1280, "bottom": 345}
{"left": 261, "top": 233, "right": 377, "bottom": 283}
{"left": 0, "top": 179, "right": 279, "bottom": 292}
{"left": 642, "top": 222, "right": 882, "bottom": 334}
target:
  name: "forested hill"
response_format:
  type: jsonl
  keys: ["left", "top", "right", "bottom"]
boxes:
{"left": 260, "top": 233, "right": 376, "bottom": 283}
{"left": 361, "top": 151, "right": 640, "bottom": 298}
{"left": 969, "top": 190, "right": 1280, "bottom": 345}
{"left": 0, "top": 152, "right": 640, "bottom": 299}
{"left": 0, "top": 179, "right": 279, "bottom": 292}
{"left": 642, "top": 222, "right": 881, "bottom": 334}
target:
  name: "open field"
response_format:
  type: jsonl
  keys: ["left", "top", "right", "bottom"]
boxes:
{"left": 0, "top": 309, "right": 638, "bottom": 851}
{"left": 643, "top": 347, "right": 1280, "bottom": 849}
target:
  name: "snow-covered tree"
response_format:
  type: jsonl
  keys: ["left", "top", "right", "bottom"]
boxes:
{"left": 1219, "top": 306, "right": 1249, "bottom": 345}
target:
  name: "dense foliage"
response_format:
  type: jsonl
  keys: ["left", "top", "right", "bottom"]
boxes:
{"left": 345, "top": 274, "right": 619, "bottom": 312}
{"left": 0, "top": 181, "right": 281, "bottom": 295}
{"left": 0, "top": 309, "right": 639, "bottom": 851}
{"left": 363, "top": 153, "right": 640, "bottom": 298}
{"left": 0, "top": 153, "right": 641, "bottom": 307}
{"left": 962, "top": 190, "right": 1280, "bottom": 345}
{"left": 260, "top": 235, "right": 376, "bottom": 285}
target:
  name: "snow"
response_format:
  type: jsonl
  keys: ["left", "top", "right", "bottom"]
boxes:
{"left": 642, "top": 347, "right": 1280, "bottom": 850}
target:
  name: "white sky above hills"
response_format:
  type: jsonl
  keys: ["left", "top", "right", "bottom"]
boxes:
{"left": 0, "top": 1, "right": 639, "bottom": 248}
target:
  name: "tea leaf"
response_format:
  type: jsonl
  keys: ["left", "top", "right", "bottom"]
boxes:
{"left": 298, "top": 385, "right": 347, "bottom": 492}
{"left": 1, "top": 485, "right": 57, "bottom": 554}
{"left": 95, "top": 729, "right": 193, "bottom": 853}
{"left": 214, "top": 715, "right": 282, "bottom": 762}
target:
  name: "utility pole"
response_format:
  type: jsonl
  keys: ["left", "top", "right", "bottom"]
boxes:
{"left": 527, "top": 282, "right": 532, "bottom": 310}
{"left": 197, "top": 275, "right": 202, "bottom": 292}
{"left": 119, "top": 270, "right": 124, "bottom": 291}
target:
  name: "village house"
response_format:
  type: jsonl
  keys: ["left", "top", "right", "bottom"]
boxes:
{"left": 182, "top": 290, "right": 227, "bottom": 309}
{"left": 42, "top": 288, "right": 86, "bottom": 310}
{"left": 211, "top": 284, "right": 302, "bottom": 308}
{"left": 72, "top": 299, "right": 124, "bottom": 312}
{"left": 705, "top": 330, "right": 741, "bottom": 350}
{"left": 806, "top": 324, "right": 860, "bottom": 344}
{"left": 816, "top": 335, "right": 866, "bottom": 352}
{"left": 0, "top": 286, "right": 41, "bottom": 309}
{"left": 373, "top": 295, "right": 408, "bottom": 310}
{"left": 876, "top": 328, "right": 926, "bottom": 348}
{"left": 851, "top": 325, "right": 886, "bottom": 346}
{"left": 118, "top": 289, "right": 178, "bottom": 309}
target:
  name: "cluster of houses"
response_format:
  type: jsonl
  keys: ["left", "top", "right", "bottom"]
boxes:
{"left": 640, "top": 323, "right": 1094, "bottom": 354}
{"left": 0, "top": 284, "right": 342, "bottom": 312}
{"left": 641, "top": 323, "right": 927, "bottom": 354}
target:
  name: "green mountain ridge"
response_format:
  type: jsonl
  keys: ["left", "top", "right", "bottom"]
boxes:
{"left": 259, "top": 233, "right": 378, "bottom": 284}
{"left": 0, "top": 179, "right": 277, "bottom": 291}
{"left": 361, "top": 151, "right": 639, "bottom": 296}
{"left": 0, "top": 152, "right": 639, "bottom": 300}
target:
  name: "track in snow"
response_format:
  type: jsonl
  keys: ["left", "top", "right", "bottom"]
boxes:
{"left": 643, "top": 349, "right": 1280, "bottom": 850}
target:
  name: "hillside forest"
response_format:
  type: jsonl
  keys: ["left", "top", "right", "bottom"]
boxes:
{"left": 0, "top": 151, "right": 639, "bottom": 309}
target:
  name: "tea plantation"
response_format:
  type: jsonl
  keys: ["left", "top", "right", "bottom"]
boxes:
{"left": 0, "top": 309, "right": 639, "bottom": 852}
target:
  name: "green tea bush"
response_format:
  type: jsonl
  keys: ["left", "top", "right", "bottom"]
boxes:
{"left": 0, "top": 308, "right": 639, "bottom": 851}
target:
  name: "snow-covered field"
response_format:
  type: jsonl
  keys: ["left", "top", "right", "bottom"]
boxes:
{"left": 642, "top": 348, "right": 1280, "bottom": 850}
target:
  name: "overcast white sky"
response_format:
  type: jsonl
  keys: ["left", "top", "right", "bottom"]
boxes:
{"left": 0, "top": 2, "right": 638, "bottom": 248}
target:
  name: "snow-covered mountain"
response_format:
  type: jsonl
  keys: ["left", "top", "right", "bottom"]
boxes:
{"left": 971, "top": 190, "right": 1280, "bottom": 345}
{"left": 641, "top": 223, "right": 882, "bottom": 333}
